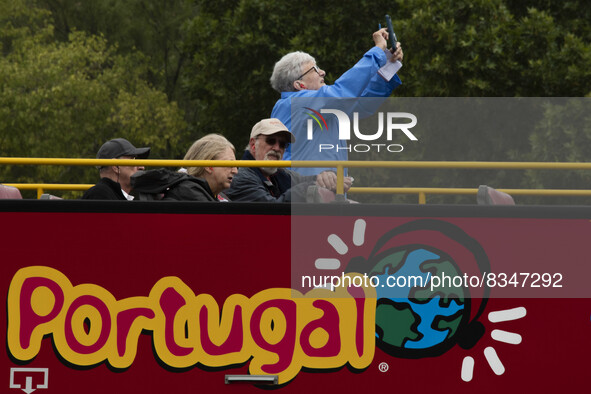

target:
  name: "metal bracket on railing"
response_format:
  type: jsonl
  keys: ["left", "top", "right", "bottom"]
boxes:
{"left": 333, "top": 193, "right": 348, "bottom": 203}
{"left": 224, "top": 375, "right": 278, "bottom": 385}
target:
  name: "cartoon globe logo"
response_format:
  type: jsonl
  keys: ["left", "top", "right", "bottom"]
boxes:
{"left": 345, "top": 219, "right": 490, "bottom": 358}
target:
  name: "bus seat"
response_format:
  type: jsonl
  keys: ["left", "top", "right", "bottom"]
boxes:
{"left": 477, "top": 185, "right": 515, "bottom": 205}
{"left": 0, "top": 185, "right": 22, "bottom": 199}
{"left": 40, "top": 193, "right": 63, "bottom": 200}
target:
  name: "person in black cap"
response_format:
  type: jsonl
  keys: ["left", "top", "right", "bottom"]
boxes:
{"left": 82, "top": 138, "right": 150, "bottom": 200}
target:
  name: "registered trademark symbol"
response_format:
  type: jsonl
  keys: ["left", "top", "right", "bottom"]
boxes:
{"left": 378, "top": 362, "right": 389, "bottom": 372}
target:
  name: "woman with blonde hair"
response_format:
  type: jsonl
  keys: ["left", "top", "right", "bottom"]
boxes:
{"left": 168, "top": 134, "right": 238, "bottom": 201}
{"left": 131, "top": 134, "right": 237, "bottom": 201}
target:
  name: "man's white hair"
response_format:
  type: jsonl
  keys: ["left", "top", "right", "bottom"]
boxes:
{"left": 270, "top": 51, "right": 316, "bottom": 93}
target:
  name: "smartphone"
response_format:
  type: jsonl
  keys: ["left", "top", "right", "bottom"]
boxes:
{"left": 385, "top": 14, "right": 397, "bottom": 46}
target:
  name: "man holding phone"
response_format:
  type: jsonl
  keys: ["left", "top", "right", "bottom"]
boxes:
{"left": 269, "top": 27, "right": 403, "bottom": 175}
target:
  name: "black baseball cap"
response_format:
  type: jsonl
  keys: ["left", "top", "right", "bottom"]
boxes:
{"left": 97, "top": 138, "right": 150, "bottom": 159}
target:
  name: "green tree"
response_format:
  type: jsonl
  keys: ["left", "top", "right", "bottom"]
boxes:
{"left": 0, "top": 0, "right": 187, "bottom": 197}
{"left": 522, "top": 98, "right": 591, "bottom": 204}
{"left": 506, "top": 0, "right": 591, "bottom": 42}
{"left": 369, "top": 0, "right": 591, "bottom": 203}
{"left": 42, "top": 0, "right": 195, "bottom": 103}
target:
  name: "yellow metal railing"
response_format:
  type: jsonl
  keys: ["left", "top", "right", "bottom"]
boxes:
{"left": 2, "top": 184, "right": 94, "bottom": 199}
{"left": 345, "top": 187, "right": 591, "bottom": 204}
{"left": 2, "top": 157, "right": 591, "bottom": 203}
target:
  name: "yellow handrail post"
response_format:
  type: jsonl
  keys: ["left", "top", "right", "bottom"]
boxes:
{"left": 37, "top": 188, "right": 43, "bottom": 199}
{"left": 336, "top": 165, "right": 345, "bottom": 195}
{"left": 418, "top": 191, "right": 426, "bottom": 204}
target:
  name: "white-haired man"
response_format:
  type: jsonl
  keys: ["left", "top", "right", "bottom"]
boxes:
{"left": 270, "top": 28, "right": 403, "bottom": 175}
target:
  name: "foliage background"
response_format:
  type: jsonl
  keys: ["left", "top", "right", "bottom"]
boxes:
{"left": 1, "top": 0, "right": 590, "bottom": 201}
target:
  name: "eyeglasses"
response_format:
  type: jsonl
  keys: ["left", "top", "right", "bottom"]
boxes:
{"left": 258, "top": 136, "right": 289, "bottom": 150}
{"left": 297, "top": 65, "right": 321, "bottom": 80}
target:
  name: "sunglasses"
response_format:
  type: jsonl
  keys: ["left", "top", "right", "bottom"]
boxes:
{"left": 258, "top": 136, "right": 289, "bottom": 150}
{"left": 297, "top": 65, "right": 321, "bottom": 80}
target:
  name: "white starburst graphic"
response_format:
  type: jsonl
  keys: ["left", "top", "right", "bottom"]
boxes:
{"left": 461, "top": 307, "right": 526, "bottom": 382}
{"left": 313, "top": 219, "right": 366, "bottom": 289}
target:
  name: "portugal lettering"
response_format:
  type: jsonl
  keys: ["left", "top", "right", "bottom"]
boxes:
{"left": 7, "top": 266, "right": 376, "bottom": 384}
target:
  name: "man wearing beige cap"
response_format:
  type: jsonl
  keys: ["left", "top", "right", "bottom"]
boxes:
{"left": 225, "top": 118, "right": 346, "bottom": 202}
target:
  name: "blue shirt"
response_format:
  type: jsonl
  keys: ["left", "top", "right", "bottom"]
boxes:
{"left": 271, "top": 46, "right": 402, "bottom": 175}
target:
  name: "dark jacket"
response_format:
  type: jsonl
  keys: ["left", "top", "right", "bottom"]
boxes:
{"left": 225, "top": 150, "right": 315, "bottom": 202}
{"left": 82, "top": 177, "right": 127, "bottom": 200}
{"left": 131, "top": 168, "right": 217, "bottom": 202}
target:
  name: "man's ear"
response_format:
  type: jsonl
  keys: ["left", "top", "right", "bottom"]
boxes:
{"left": 249, "top": 138, "right": 257, "bottom": 154}
{"left": 293, "top": 80, "right": 305, "bottom": 91}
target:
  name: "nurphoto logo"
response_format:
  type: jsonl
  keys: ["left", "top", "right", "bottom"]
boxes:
{"left": 305, "top": 108, "right": 418, "bottom": 153}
